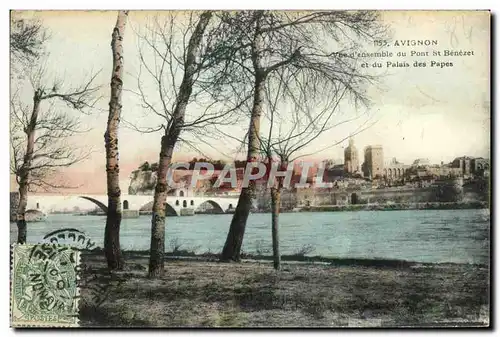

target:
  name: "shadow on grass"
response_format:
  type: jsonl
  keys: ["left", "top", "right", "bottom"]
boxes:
{"left": 80, "top": 304, "right": 151, "bottom": 327}
{"left": 81, "top": 248, "right": 488, "bottom": 269}
{"left": 78, "top": 250, "right": 489, "bottom": 327}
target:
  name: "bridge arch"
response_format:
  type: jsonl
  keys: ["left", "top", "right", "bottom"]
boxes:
{"left": 139, "top": 201, "right": 178, "bottom": 216}
{"left": 351, "top": 192, "right": 358, "bottom": 205}
{"left": 139, "top": 201, "right": 153, "bottom": 212}
{"left": 196, "top": 200, "right": 225, "bottom": 214}
{"left": 165, "top": 203, "right": 178, "bottom": 216}
{"left": 80, "top": 196, "right": 108, "bottom": 213}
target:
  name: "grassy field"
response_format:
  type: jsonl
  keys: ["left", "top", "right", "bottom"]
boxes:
{"left": 79, "top": 251, "right": 489, "bottom": 328}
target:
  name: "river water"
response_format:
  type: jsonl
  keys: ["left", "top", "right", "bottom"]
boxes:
{"left": 10, "top": 209, "right": 490, "bottom": 264}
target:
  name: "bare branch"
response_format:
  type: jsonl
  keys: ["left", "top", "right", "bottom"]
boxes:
{"left": 39, "top": 70, "right": 103, "bottom": 112}
{"left": 129, "top": 11, "right": 253, "bottom": 152}
{"left": 10, "top": 13, "right": 50, "bottom": 72}
{"left": 10, "top": 59, "right": 98, "bottom": 194}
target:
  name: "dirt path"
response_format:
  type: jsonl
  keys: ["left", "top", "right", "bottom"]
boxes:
{"left": 78, "top": 252, "right": 489, "bottom": 327}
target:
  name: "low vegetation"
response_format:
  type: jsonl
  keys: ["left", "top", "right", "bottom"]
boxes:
{"left": 79, "top": 250, "right": 489, "bottom": 327}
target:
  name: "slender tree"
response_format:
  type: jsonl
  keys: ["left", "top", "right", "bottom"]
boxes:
{"left": 148, "top": 11, "right": 215, "bottom": 277}
{"left": 10, "top": 65, "right": 100, "bottom": 244}
{"left": 104, "top": 10, "right": 129, "bottom": 270}
{"left": 220, "top": 10, "right": 388, "bottom": 261}
{"left": 258, "top": 68, "right": 374, "bottom": 270}
{"left": 138, "top": 11, "right": 213, "bottom": 277}
{"left": 129, "top": 11, "right": 250, "bottom": 277}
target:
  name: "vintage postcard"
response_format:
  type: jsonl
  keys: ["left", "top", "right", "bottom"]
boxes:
{"left": 9, "top": 10, "right": 490, "bottom": 328}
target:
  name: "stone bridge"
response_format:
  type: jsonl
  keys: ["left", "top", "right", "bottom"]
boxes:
{"left": 26, "top": 194, "right": 240, "bottom": 216}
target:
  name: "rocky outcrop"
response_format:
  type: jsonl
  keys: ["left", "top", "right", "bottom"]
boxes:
{"left": 128, "top": 168, "right": 227, "bottom": 195}
{"left": 128, "top": 170, "right": 157, "bottom": 195}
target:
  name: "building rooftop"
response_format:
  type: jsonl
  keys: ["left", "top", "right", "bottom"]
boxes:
{"left": 364, "top": 145, "right": 383, "bottom": 150}
{"left": 412, "top": 158, "right": 430, "bottom": 166}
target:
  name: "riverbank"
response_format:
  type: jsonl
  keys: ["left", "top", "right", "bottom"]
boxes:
{"left": 297, "top": 201, "right": 488, "bottom": 213}
{"left": 79, "top": 250, "right": 489, "bottom": 327}
{"left": 35, "top": 201, "right": 488, "bottom": 218}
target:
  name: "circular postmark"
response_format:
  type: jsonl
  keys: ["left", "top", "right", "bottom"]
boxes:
{"left": 42, "top": 228, "right": 96, "bottom": 250}
{"left": 38, "top": 228, "right": 124, "bottom": 309}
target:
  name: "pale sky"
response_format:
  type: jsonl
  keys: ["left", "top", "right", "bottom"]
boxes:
{"left": 10, "top": 10, "right": 490, "bottom": 194}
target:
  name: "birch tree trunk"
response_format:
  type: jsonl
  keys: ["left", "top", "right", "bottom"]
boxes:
{"left": 221, "top": 14, "right": 265, "bottom": 261}
{"left": 270, "top": 186, "right": 281, "bottom": 270}
{"left": 148, "top": 11, "right": 212, "bottom": 278}
{"left": 148, "top": 135, "right": 174, "bottom": 278}
{"left": 16, "top": 94, "right": 41, "bottom": 244}
{"left": 104, "top": 10, "right": 128, "bottom": 270}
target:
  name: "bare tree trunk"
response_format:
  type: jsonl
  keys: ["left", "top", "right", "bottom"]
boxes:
{"left": 16, "top": 177, "right": 29, "bottom": 244}
{"left": 270, "top": 186, "right": 281, "bottom": 270}
{"left": 221, "top": 75, "right": 265, "bottom": 261}
{"left": 148, "top": 11, "right": 213, "bottom": 278}
{"left": 104, "top": 10, "right": 128, "bottom": 270}
{"left": 221, "top": 14, "right": 265, "bottom": 261}
{"left": 16, "top": 186, "right": 27, "bottom": 243}
{"left": 148, "top": 136, "right": 174, "bottom": 278}
{"left": 16, "top": 95, "right": 41, "bottom": 244}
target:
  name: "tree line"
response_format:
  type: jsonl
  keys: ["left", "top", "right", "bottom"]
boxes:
{"left": 10, "top": 10, "right": 388, "bottom": 274}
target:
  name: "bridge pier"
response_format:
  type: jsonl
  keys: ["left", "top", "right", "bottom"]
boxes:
{"left": 122, "top": 210, "right": 140, "bottom": 218}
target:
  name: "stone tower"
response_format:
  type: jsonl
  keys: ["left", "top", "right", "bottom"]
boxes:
{"left": 363, "top": 145, "right": 384, "bottom": 179}
{"left": 344, "top": 137, "right": 359, "bottom": 174}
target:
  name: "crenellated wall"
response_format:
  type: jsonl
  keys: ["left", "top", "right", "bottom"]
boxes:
{"left": 294, "top": 182, "right": 487, "bottom": 207}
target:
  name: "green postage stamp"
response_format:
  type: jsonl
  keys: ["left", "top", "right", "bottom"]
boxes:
{"left": 10, "top": 244, "right": 80, "bottom": 327}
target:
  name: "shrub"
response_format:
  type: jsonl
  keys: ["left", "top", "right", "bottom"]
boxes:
{"left": 293, "top": 244, "right": 315, "bottom": 257}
